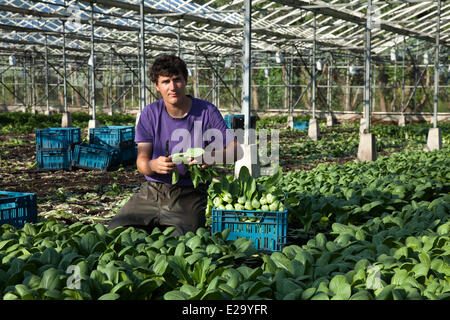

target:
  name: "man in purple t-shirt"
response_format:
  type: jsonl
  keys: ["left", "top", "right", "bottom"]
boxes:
{"left": 108, "top": 55, "right": 240, "bottom": 236}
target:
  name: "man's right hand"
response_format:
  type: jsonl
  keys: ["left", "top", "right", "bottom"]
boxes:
{"left": 149, "top": 155, "right": 176, "bottom": 175}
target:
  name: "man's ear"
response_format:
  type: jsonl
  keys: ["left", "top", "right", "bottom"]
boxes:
{"left": 154, "top": 82, "right": 160, "bottom": 92}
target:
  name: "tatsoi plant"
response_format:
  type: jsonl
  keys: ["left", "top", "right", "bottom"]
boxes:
{"left": 171, "top": 148, "right": 218, "bottom": 188}
{"left": 207, "top": 166, "right": 288, "bottom": 222}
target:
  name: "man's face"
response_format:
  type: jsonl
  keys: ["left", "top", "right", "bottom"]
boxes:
{"left": 154, "top": 73, "right": 187, "bottom": 106}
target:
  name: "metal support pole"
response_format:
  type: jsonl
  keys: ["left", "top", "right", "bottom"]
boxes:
{"left": 31, "top": 55, "right": 36, "bottom": 109}
{"left": 289, "top": 46, "right": 294, "bottom": 113}
{"left": 177, "top": 20, "right": 181, "bottom": 57}
{"left": 433, "top": 0, "right": 441, "bottom": 128}
{"left": 212, "top": 60, "right": 217, "bottom": 107}
{"left": 116, "top": 55, "right": 120, "bottom": 110}
{"left": 364, "top": 0, "right": 372, "bottom": 133}
{"left": 312, "top": 12, "right": 317, "bottom": 119}
{"left": 414, "top": 40, "right": 418, "bottom": 111}
{"left": 90, "top": 1, "right": 96, "bottom": 119}
{"left": 372, "top": 64, "right": 376, "bottom": 112}
{"left": 139, "top": 0, "right": 146, "bottom": 111}
{"left": 283, "top": 60, "right": 288, "bottom": 112}
{"left": 194, "top": 47, "right": 199, "bottom": 98}
{"left": 216, "top": 57, "right": 220, "bottom": 108}
{"left": 234, "top": 63, "right": 237, "bottom": 112}
{"left": 131, "top": 60, "right": 134, "bottom": 108}
{"left": 327, "top": 58, "right": 331, "bottom": 109}
{"left": 110, "top": 50, "right": 113, "bottom": 113}
{"left": 14, "top": 67, "right": 17, "bottom": 105}
{"left": 63, "top": 21, "right": 68, "bottom": 113}
{"left": 23, "top": 59, "right": 28, "bottom": 108}
{"left": 401, "top": 37, "right": 405, "bottom": 114}
{"left": 267, "top": 54, "right": 270, "bottom": 111}
{"left": 71, "top": 70, "right": 74, "bottom": 107}
{"left": 346, "top": 58, "right": 350, "bottom": 111}
{"left": 2, "top": 68, "right": 4, "bottom": 106}
{"left": 393, "top": 50, "right": 397, "bottom": 112}
{"left": 242, "top": 0, "right": 251, "bottom": 144}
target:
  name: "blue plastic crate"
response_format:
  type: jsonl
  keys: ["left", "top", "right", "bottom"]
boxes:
{"left": 35, "top": 127, "right": 81, "bottom": 149}
{"left": 89, "top": 126, "right": 135, "bottom": 148}
{"left": 0, "top": 191, "right": 37, "bottom": 229}
{"left": 211, "top": 207, "right": 288, "bottom": 252}
{"left": 117, "top": 144, "right": 137, "bottom": 163}
{"left": 36, "top": 148, "right": 72, "bottom": 170}
{"left": 71, "top": 143, "right": 120, "bottom": 171}
{"left": 224, "top": 114, "right": 244, "bottom": 129}
{"left": 293, "top": 121, "right": 309, "bottom": 130}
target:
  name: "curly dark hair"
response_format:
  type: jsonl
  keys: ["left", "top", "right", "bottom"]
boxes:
{"left": 150, "top": 54, "right": 188, "bottom": 84}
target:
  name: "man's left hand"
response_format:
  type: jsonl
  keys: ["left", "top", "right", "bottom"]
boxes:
{"left": 188, "top": 157, "right": 207, "bottom": 169}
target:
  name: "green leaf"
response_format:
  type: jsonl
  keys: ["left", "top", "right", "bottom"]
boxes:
{"left": 43, "top": 289, "right": 64, "bottom": 300}
{"left": 168, "top": 256, "right": 193, "bottom": 285}
{"left": 185, "top": 253, "right": 204, "bottom": 265}
{"left": 418, "top": 252, "right": 431, "bottom": 266}
{"left": 349, "top": 290, "right": 372, "bottom": 300}
{"left": 218, "top": 283, "right": 238, "bottom": 298}
{"left": 172, "top": 170, "right": 180, "bottom": 185}
{"left": 14, "top": 284, "right": 36, "bottom": 300}
{"left": 111, "top": 280, "right": 133, "bottom": 296}
{"left": 0, "top": 239, "right": 16, "bottom": 251}
{"left": 98, "top": 293, "right": 120, "bottom": 300}
{"left": 175, "top": 242, "right": 186, "bottom": 257}
{"left": 98, "top": 263, "right": 120, "bottom": 284}
{"left": 262, "top": 255, "right": 277, "bottom": 274}
{"left": 301, "top": 287, "right": 316, "bottom": 300}
{"left": 311, "top": 292, "right": 330, "bottom": 300}
{"left": 80, "top": 232, "right": 98, "bottom": 255}
{"left": 3, "top": 292, "right": 19, "bottom": 300}
{"left": 329, "top": 275, "right": 351, "bottom": 300}
{"left": 391, "top": 269, "right": 408, "bottom": 285}
{"left": 411, "top": 263, "right": 430, "bottom": 279}
{"left": 361, "top": 200, "right": 384, "bottom": 213}
{"left": 132, "top": 278, "right": 161, "bottom": 299}
{"left": 39, "top": 268, "right": 61, "bottom": 291}
{"left": 164, "top": 290, "right": 189, "bottom": 300}
{"left": 180, "top": 284, "right": 203, "bottom": 299}
{"left": 375, "top": 284, "right": 395, "bottom": 300}
{"left": 192, "top": 257, "right": 212, "bottom": 285}
{"left": 186, "top": 235, "right": 202, "bottom": 250}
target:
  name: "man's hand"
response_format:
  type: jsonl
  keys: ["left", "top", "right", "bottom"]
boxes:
{"left": 188, "top": 157, "right": 207, "bottom": 169}
{"left": 149, "top": 155, "right": 176, "bottom": 174}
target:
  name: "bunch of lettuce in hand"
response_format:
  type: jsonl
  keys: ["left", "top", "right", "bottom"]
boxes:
{"left": 171, "top": 147, "right": 218, "bottom": 188}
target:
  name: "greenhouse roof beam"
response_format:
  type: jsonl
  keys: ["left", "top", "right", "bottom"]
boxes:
{"left": 273, "top": 0, "right": 449, "bottom": 48}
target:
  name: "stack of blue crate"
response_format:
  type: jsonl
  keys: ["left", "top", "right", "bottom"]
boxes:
{"left": 71, "top": 126, "right": 137, "bottom": 171}
{"left": 35, "top": 127, "right": 81, "bottom": 170}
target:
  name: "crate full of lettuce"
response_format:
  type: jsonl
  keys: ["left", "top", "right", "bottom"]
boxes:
{"left": 209, "top": 167, "right": 288, "bottom": 252}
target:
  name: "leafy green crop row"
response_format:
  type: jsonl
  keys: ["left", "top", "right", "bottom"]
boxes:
{"left": 0, "top": 112, "right": 135, "bottom": 134}
{"left": 275, "top": 147, "right": 449, "bottom": 235}
{"left": 0, "top": 140, "right": 448, "bottom": 300}
{"left": 0, "top": 222, "right": 261, "bottom": 300}
{"left": 274, "top": 122, "right": 450, "bottom": 165}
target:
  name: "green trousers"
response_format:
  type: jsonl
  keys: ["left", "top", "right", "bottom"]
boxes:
{"left": 107, "top": 180, "right": 208, "bottom": 236}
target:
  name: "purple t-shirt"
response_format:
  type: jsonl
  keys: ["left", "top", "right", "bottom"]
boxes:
{"left": 135, "top": 96, "right": 230, "bottom": 186}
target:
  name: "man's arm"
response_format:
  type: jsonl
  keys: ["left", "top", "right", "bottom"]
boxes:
{"left": 136, "top": 142, "right": 176, "bottom": 175}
